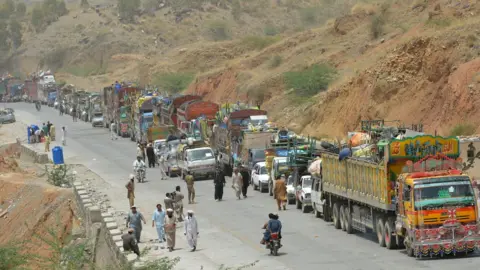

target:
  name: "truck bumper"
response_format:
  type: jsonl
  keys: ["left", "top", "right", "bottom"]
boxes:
{"left": 190, "top": 168, "right": 216, "bottom": 178}
{"left": 413, "top": 236, "right": 480, "bottom": 257}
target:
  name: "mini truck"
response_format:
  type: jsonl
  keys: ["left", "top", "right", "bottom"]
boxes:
{"left": 314, "top": 135, "right": 480, "bottom": 257}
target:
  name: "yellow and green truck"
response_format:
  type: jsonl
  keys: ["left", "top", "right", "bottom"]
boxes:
{"left": 313, "top": 135, "right": 480, "bottom": 257}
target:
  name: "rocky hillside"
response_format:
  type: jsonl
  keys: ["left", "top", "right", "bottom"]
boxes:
{"left": 5, "top": 0, "right": 480, "bottom": 137}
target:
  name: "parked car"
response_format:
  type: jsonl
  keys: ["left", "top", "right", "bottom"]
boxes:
{"left": 286, "top": 175, "right": 296, "bottom": 204}
{"left": 4, "top": 108, "right": 14, "bottom": 114}
{"left": 251, "top": 162, "right": 269, "bottom": 192}
{"left": 0, "top": 110, "right": 15, "bottom": 124}
{"left": 295, "top": 175, "right": 313, "bottom": 213}
{"left": 91, "top": 112, "right": 104, "bottom": 127}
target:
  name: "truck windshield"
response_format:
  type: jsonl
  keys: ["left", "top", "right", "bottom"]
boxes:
{"left": 277, "top": 161, "right": 288, "bottom": 172}
{"left": 302, "top": 177, "right": 312, "bottom": 187}
{"left": 251, "top": 150, "right": 266, "bottom": 161}
{"left": 414, "top": 177, "right": 475, "bottom": 209}
{"left": 187, "top": 149, "right": 214, "bottom": 161}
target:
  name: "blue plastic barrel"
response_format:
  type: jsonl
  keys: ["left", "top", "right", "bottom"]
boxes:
{"left": 52, "top": 146, "right": 64, "bottom": 165}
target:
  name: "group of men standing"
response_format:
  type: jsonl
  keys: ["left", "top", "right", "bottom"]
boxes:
{"left": 123, "top": 200, "right": 199, "bottom": 257}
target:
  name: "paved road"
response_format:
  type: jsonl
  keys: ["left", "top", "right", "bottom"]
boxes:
{"left": 9, "top": 103, "right": 480, "bottom": 270}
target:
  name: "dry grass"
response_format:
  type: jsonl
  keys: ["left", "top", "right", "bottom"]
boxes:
{"left": 351, "top": 3, "right": 377, "bottom": 15}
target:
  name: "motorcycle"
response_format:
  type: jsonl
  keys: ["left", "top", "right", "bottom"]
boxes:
{"left": 266, "top": 232, "right": 281, "bottom": 256}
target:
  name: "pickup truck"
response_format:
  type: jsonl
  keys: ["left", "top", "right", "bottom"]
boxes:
{"left": 178, "top": 142, "right": 216, "bottom": 180}
{"left": 295, "top": 175, "right": 312, "bottom": 213}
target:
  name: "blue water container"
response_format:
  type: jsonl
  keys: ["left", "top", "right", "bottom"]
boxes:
{"left": 52, "top": 146, "right": 65, "bottom": 165}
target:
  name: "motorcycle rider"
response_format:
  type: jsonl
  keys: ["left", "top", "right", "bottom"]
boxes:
{"left": 260, "top": 213, "right": 282, "bottom": 245}
{"left": 133, "top": 156, "right": 146, "bottom": 183}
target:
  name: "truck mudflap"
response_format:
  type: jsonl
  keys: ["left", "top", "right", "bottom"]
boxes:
{"left": 411, "top": 223, "right": 480, "bottom": 257}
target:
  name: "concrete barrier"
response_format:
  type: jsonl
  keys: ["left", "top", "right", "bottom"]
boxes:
{"left": 73, "top": 178, "right": 135, "bottom": 269}
{"left": 19, "top": 143, "right": 49, "bottom": 164}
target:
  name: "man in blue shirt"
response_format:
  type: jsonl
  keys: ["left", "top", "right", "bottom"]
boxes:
{"left": 261, "top": 213, "right": 282, "bottom": 244}
{"left": 152, "top": 204, "right": 166, "bottom": 245}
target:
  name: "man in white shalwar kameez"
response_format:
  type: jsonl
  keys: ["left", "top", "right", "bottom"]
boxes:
{"left": 184, "top": 210, "right": 199, "bottom": 251}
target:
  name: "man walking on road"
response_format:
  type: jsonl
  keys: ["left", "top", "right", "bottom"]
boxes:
{"left": 214, "top": 166, "right": 226, "bottom": 201}
{"left": 240, "top": 165, "right": 250, "bottom": 198}
{"left": 184, "top": 210, "right": 199, "bottom": 252}
{"left": 232, "top": 167, "right": 243, "bottom": 200}
{"left": 274, "top": 175, "right": 287, "bottom": 211}
{"left": 152, "top": 204, "right": 166, "bottom": 246}
{"left": 122, "top": 228, "right": 140, "bottom": 257}
{"left": 185, "top": 171, "right": 195, "bottom": 204}
{"left": 126, "top": 206, "right": 146, "bottom": 243}
{"left": 173, "top": 186, "right": 184, "bottom": 222}
{"left": 164, "top": 193, "right": 174, "bottom": 210}
{"left": 125, "top": 175, "right": 135, "bottom": 207}
{"left": 164, "top": 208, "right": 176, "bottom": 252}
{"left": 110, "top": 121, "right": 118, "bottom": 140}
{"left": 146, "top": 143, "right": 155, "bottom": 168}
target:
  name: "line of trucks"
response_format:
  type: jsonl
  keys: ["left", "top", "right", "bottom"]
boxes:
{"left": 19, "top": 81, "right": 480, "bottom": 258}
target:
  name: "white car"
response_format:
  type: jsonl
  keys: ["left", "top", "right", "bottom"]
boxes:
{"left": 286, "top": 175, "right": 296, "bottom": 204}
{"left": 251, "top": 162, "right": 269, "bottom": 192}
{"left": 295, "top": 175, "right": 313, "bottom": 213}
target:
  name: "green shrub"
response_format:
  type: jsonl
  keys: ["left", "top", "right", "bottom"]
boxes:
{"left": 206, "top": 20, "right": 230, "bottom": 41}
{"left": 370, "top": 15, "right": 385, "bottom": 39}
{"left": 450, "top": 124, "right": 476, "bottom": 136}
{"left": 264, "top": 24, "right": 278, "bottom": 36}
{"left": 241, "top": 36, "right": 279, "bottom": 50}
{"left": 152, "top": 72, "right": 195, "bottom": 93}
{"left": 426, "top": 17, "right": 451, "bottom": 28}
{"left": 299, "top": 8, "right": 316, "bottom": 25}
{"left": 268, "top": 55, "right": 282, "bottom": 68}
{"left": 284, "top": 64, "right": 336, "bottom": 97}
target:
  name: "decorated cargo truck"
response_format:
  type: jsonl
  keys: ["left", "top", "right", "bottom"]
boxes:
{"left": 314, "top": 135, "right": 480, "bottom": 257}
{"left": 176, "top": 100, "right": 219, "bottom": 139}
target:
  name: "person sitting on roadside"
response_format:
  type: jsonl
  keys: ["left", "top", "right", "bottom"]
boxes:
{"left": 122, "top": 228, "right": 140, "bottom": 257}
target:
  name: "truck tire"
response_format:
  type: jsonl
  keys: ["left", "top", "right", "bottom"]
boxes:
{"left": 376, "top": 217, "right": 386, "bottom": 247}
{"left": 323, "top": 203, "right": 332, "bottom": 222}
{"left": 296, "top": 199, "right": 302, "bottom": 210}
{"left": 405, "top": 232, "right": 414, "bottom": 257}
{"left": 269, "top": 181, "right": 273, "bottom": 196}
{"left": 332, "top": 203, "right": 341, "bottom": 229}
{"left": 339, "top": 205, "right": 346, "bottom": 231}
{"left": 302, "top": 202, "right": 310, "bottom": 213}
{"left": 396, "top": 234, "right": 405, "bottom": 249}
{"left": 314, "top": 203, "right": 321, "bottom": 218}
{"left": 344, "top": 207, "right": 353, "bottom": 234}
{"left": 384, "top": 219, "right": 397, "bottom": 250}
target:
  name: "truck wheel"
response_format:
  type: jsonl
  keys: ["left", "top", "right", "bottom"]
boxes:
{"left": 332, "top": 203, "right": 341, "bottom": 229}
{"left": 385, "top": 218, "right": 397, "bottom": 250}
{"left": 302, "top": 202, "right": 309, "bottom": 213}
{"left": 314, "top": 203, "right": 321, "bottom": 218}
{"left": 296, "top": 199, "right": 301, "bottom": 210}
{"left": 405, "top": 233, "right": 414, "bottom": 257}
{"left": 396, "top": 234, "right": 405, "bottom": 249}
{"left": 376, "top": 217, "right": 386, "bottom": 247}
{"left": 323, "top": 203, "right": 332, "bottom": 222}
{"left": 339, "top": 205, "right": 346, "bottom": 231}
{"left": 269, "top": 182, "right": 273, "bottom": 196}
{"left": 344, "top": 207, "right": 353, "bottom": 234}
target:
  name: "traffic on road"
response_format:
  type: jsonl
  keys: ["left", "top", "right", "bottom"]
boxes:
{"left": 3, "top": 78, "right": 480, "bottom": 269}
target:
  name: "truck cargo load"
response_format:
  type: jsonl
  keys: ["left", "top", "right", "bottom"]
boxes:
{"left": 162, "top": 95, "right": 201, "bottom": 127}
{"left": 147, "top": 125, "right": 176, "bottom": 142}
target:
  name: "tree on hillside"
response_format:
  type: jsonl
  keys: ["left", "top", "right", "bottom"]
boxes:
{"left": 80, "top": 0, "right": 89, "bottom": 8}
{"left": 117, "top": 0, "right": 140, "bottom": 23}
{"left": 9, "top": 19, "right": 22, "bottom": 49}
{"left": 4, "top": 0, "right": 14, "bottom": 14}
{"left": 57, "top": 0, "right": 68, "bottom": 16}
{"left": 31, "top": 7, "right": 44, "bottom": 32}
{"left": 0, "top": 21, "right": 9, "bottom": 51}
{"left": 16, "top": 2, "right": 26, "bottom": 17}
